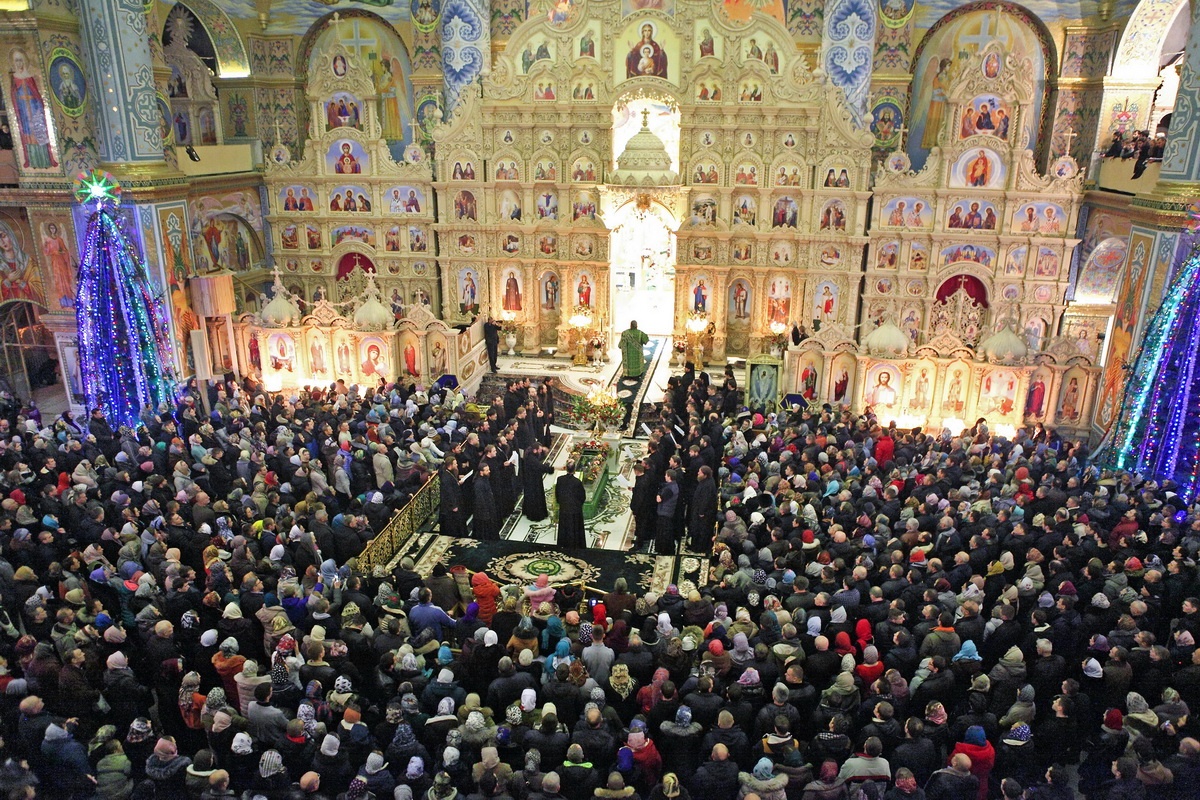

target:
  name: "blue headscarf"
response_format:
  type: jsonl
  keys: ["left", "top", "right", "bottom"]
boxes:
{"left": 952, "top": 640, "right": 982, "bottom": 662}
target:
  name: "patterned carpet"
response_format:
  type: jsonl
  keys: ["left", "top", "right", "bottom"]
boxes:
{"left": 389, "top": 530, "right": 711, "bottom": 595}
{"left": 615, "top": 336, "right": 666, "bottom": 437}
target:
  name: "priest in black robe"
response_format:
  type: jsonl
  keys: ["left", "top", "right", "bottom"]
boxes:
{"left": 688, "top": 464, "right": 718, "bottom": 552}
{"left": 521, "top": 443, "right": 554, "bottom": 521}
{"left": 473, "top": 462, "right": 501, "bottom": 541}
{"left": 439, "top": 460, "right": 467, "bottom": 538}
{"left": 555, "top": 461, "right": 587, "bottom": 549}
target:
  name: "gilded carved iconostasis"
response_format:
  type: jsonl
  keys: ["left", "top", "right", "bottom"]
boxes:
{"left": 0, "top": 0, "right": 1192, "bottom": 440}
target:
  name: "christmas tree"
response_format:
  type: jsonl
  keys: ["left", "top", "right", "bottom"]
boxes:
{"left": 74, "top": 170, "right": 177, "bottom": 429}
{"left": 1103, "top": 210, "right": 1200, "bottom": 499}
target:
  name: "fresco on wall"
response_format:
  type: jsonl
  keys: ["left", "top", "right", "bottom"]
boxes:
{"left": 307, "top": 14, "right": 415, "bottom": 148}
{"left": 907, "top": 6, "right": 1048, "bottom": 171}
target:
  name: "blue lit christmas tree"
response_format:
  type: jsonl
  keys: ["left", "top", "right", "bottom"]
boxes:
{"left": 74, "top": 170, "right": 177, "bottom": 429}
{"left": 1103, "top": 207, "right": 1200, "bottom": 499}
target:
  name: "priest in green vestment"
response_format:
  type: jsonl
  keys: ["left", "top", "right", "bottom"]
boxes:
{"left": 619, "top": 321, "right": 649, "bottom": 378}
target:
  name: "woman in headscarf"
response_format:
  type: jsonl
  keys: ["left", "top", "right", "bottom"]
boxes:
{"left": 799, "top": 760, "right": 847, "bottom": 800}
{"left": 607, "top": 619, "right": 631, "bottom": 655}
{"left": 638, "top": 668, "right": 670, "bottom": 715}
{"left": 386, "top": 721, "right": 432, "bottom": 772}
{"left": 544, "top": 638, "right": 573, "bottom": 683}
{"left": 471, "top": 572, "right": 501, "bottom": 625}
{"left": 604, "top": 663, "right": 640, "bottom": 724}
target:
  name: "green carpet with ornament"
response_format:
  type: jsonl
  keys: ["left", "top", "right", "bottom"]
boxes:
{"left": 387, "top": 530, "right": 711, "bottom": 595}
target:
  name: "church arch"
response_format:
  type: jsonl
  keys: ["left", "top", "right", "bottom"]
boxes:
{"left": 907, "top": 2, "right": 1056, "bottom": 168}
{"left": 173, "top": 0, "right": 250, "bottom": 77}
{"left": 1114, "top": 0, "right": 1189, "bottom": 79}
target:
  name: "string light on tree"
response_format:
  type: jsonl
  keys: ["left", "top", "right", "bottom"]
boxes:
{"left": 72, "top": 170, "right": 178, "bottom": 429}
{"left": 1102, "top": 202, "right": 1200, "bottom": 500}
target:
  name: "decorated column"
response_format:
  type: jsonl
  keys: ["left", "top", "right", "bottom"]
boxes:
{"left": 821, "top": 0, "right": 876, "bottom": 128}
{"left": 77, "top": 0, "right": 164, "bottom": 164}
{"left": 440, "top": 0, "right": 490, "bottom": 115}
{"left": 1160, "top": 0, "right": 1200, "bottom": 184}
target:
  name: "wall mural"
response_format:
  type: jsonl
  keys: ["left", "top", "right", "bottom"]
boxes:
{"left": 907, "top": 4, "right": 1049, "bottom": 171}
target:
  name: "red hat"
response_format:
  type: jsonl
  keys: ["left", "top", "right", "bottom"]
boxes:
{"left": 802, "top": 530, "right": 815, "bottom": 545}
{"left": 1103, "top": 708, "right": 1123, "bottom": 731}
{"left": 1125, "top": 557, "right": 1143, "bottom": 571}
{"left": 910, "top": 550, "right": 926, "bottom": 563}
{"left": 9, "top": 489, "right": 24, "bottom": 505}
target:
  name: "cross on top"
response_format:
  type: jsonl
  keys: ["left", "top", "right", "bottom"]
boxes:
{"left": 329, "top": 12, "right": 342, "bottom": 32}
{"left": 896, "top": 123, "right": 909, "bottom": 150}
{"left": 641, "top": 109, "right": 650, "bottom": 128}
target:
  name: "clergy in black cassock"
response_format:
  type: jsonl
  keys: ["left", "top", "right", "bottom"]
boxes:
{"left": 473, "top": 462, "right": 501, "bottom": 541}
{"left": 439, "top": 461, "right": 467, "bottom": 538}
{"left": 521, "top": 444, "right": 554, "bottom": 521}
{"left": 555, "top": 462, "right": 587, "bottom": 549}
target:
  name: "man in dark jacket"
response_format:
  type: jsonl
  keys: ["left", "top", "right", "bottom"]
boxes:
{"left": 892, "top": 718, "right": 940, "bottom": 787}
{"left": 925, "top": 754, "right": 979, "bottom": 800}
{"left": 691, "top": 743, "right": 739, "bottom": 800}
{"left": 484, "top": 317, "right": 500, "bottom": 372}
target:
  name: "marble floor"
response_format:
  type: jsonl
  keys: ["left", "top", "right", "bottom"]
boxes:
{"left": 478, "top": 332, "right": 681, "bottom": 551}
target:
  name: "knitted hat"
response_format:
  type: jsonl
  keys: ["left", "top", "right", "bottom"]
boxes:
{"left": 964, "top": 726, "right": 986, "bottom": 747}
{"left": 1002, "top": 724, "right": 1031, "bottom": 744}
{"left": 154, "top": 738, "right": 178, "bottom": 759}
{"left": 1103, "top": 708, "right": 1124, "bottom": 732}
{"left": 127, "top": 718, "right": 153, "bottom": 743}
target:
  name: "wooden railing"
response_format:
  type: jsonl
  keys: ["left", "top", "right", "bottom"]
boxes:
{"left": 357, "top": 472, "right": 441, "bottom": 572}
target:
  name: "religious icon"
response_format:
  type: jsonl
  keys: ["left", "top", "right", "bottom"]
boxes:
{"left": 48, "top": 51, "right": 86, "bottom": 116}
{"left": 1026, "top": 373, "right": 1047, "bottom": 417}
{"left": 361, "top": 340, "right": 386, "bottom": 376}
{"left": 577, "top": 274, "right": 592, "bottom": 307}
{"left": 767, "top": 278, "right": 790, "bottom": 325}
{"left": 334, "top": 142, "right": 361, "bottom": 174}
{"left": 730, "top": 280, "right": 750, "bottom": 319}
{"left": 459, "top": 270, "right": 479, "bottom": 314}
{"left": 542, "top": 272, "right": 559, "bottom": 310}
{"left": 983, "top": 52, "right": 1001, "bottom": 79}
{"left": 966, "top": 149, "right": 991, "bottom": 186}
{"left": 625, "top": 23, "right": 667, "bottom": 79}
{"left": 815, "top": 283, "right": 837, "bottom": 326}
{"left": 41, "top": 221, "right": 74, "bottom": 309}
{"left": 269, "top": 334, "right": 294, "bottom": 372}
{"left": 10, "top": 48, "right": 58, "bottom": 169}
{"left": 867, "top": 370, "right": 897, "bottom": 409}
{"left": 332, "top": 55, "right": 347, "bottom": 77}
{"left": 503, "top": 270, "right": 522, "bottom": 311}
{"left": 692, "top": 279, "right": 708, "bottom": 312}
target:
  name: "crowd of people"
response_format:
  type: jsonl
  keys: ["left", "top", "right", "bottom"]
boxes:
{"left": 0, "top": 364, "right": 1194, "bottom": 800}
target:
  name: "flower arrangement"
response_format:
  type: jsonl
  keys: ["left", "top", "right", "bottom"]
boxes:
{"left": 673, "top": 340, "right": 687, "bottom": 354}
{"left": 570, "top": 439, "right": 612, "bottom": 460}
{"left": 569, "top": 386, "right": 624, "bottom": 429}
{"left": 588, "top": 334, "right": 606, "bottom": 350}
{"left": 581, "top": 454, "right": 605, "bottom": 484}
{"left": 766, "top": 329, "right": 788, "bottom": 349}
{"left": 500, "top": 318, "right": 518, "bottom": 335}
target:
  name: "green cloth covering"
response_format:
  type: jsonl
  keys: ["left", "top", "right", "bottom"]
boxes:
{"left": 619, "top": 326, "right": 649, "bottom": 378}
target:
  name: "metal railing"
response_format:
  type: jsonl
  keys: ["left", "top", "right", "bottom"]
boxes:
{"left": 357, "top": 472, "right": 441, "bottom": 572}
